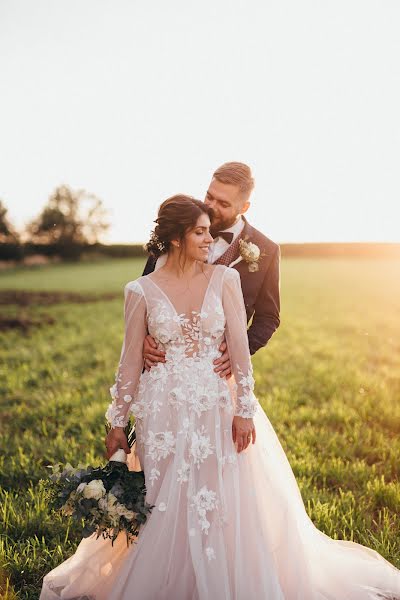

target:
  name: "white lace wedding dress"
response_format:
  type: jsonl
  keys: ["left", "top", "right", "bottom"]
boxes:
{"left": 40, "top": 265, "right": 400, "bottom": 600}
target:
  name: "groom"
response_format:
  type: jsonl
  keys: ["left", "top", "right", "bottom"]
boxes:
{"left": 142, "top": 161, "right": 281, "bottom": 377}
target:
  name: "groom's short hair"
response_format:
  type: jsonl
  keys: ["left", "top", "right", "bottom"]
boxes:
{"left": 213, "top": 162, "right": 254, "bottom": 201}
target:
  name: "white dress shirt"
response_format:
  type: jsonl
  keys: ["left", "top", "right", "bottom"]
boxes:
{"left": 154, "top": 216, "right": 245, "bottom": 270}
{"left": 207, "top": 216, "right": 245, "bottom": 264}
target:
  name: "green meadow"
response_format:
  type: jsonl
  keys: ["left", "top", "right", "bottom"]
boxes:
{"left": 1, "top": 257, "right": 400, "bottom": 599}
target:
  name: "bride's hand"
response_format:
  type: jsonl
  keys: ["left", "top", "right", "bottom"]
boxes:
{"left": 105, "top": 427, "right": 131, "bottom": 460}
{"left": 232, "top": 416, "right": 256, "bottom": 453}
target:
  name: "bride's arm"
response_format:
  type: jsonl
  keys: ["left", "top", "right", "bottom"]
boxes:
{"left": 105, "top": 281, "right": 147, "bottom": 429}
{"left": 222, "top": 268, "right": 258, "bottom": 418}
{"left": 222, "top": 268, "right": 257, "bottom": 452}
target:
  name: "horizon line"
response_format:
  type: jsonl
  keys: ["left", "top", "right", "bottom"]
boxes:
{"left": 102, "top": 240, "right": 400, "bottom": 246}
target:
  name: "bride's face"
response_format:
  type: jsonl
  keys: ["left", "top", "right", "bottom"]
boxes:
{"left": 182, "top": 213, "right": 213, "bottom": 262}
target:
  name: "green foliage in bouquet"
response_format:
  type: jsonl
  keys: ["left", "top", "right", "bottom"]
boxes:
{"left": 41, "top": 420, "right": 152, "bottom": 546}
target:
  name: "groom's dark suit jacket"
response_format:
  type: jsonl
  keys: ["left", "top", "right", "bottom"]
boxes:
{"left": 142, "top": 217, "right": 280, "bottom": 355}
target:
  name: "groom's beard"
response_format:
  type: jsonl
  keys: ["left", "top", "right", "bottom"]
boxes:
{"left": 210, "top": 215, "right": 240, "bottom": 237}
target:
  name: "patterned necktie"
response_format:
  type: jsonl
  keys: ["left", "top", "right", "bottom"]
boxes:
{"left": 213, "top": 235, "right": 241, "bottom": 266}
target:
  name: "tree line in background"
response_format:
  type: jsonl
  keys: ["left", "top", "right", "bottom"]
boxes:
{"left": 0, "top": 185, "right": 146, "bottom": 261}
{"left": 1, "top": 186, "right": 400, "bottom": 263}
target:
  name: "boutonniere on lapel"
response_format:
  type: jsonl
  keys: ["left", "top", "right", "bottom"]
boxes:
{"left": 229, "top": 239, "right": 261, "bottom": 272}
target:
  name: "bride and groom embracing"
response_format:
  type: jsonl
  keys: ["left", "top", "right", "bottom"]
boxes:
{"left": 41, "top": 163, "right": 400, "bottom": 599}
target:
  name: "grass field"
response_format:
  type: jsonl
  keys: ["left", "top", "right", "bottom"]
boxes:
{"left": 1, "top": 257, "right": 400, "bottom": 599}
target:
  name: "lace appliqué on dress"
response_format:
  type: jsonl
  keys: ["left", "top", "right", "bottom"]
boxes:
{"left": 234, "top": 365, "right": 257, "bottom": 418}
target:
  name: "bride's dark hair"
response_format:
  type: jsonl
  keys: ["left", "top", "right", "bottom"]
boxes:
{"left": 145, "top": 195, "right": 213, "bottom": 258}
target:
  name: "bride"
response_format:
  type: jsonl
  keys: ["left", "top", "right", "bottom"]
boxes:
{"left": 40, "top": 195, "right": 400, "bottom": 599}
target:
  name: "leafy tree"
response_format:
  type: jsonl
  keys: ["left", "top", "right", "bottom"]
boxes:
{"left": 0, "top": 200, "right": 19, "bottom": 242}
{"left": 28, "top": 185, "right": 109, "bottom": 258}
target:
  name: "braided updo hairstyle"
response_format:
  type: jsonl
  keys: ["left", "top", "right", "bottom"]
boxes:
{"left": 145, "top": 194, "right": 213, "bottom": 258}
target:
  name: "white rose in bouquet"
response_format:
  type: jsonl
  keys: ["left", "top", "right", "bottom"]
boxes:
{"left": 83, "top": 479, "right": 106, "bottom": 500}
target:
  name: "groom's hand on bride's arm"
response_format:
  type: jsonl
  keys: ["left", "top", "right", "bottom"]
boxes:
{"left": 213, "top": 340, "right": 232, "bottom": 379}
{"left": 143, "top": 334, "right": 165, "bottom": 370}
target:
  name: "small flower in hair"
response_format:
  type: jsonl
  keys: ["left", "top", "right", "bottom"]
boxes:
{"left": 147, "top": 230, "right": 167, "bottom": 256}
{"left": 154, "top": 235, "right": 165, "bottom": 253}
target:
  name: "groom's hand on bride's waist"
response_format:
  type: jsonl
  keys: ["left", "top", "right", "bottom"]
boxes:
{"left": 143, "top": 335, "right": 232, "bottom": 378}
{"left": 213, "top": 340, "right": 232, "bottom": 379}
{"left": 143, "top": 334, "right": 166, "bottom": 370}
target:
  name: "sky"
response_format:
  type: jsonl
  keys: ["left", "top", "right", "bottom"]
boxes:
{"left": 1, "top": 0, "right": 399, "bottom": 244}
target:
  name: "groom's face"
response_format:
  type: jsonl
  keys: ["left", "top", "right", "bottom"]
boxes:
{"left": 205, "top": 178, "right": 249, "bottom": 234}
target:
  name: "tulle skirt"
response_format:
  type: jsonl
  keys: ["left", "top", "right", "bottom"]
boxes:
{"left": 40, "top": 401, "right": 400, "bottom": 600}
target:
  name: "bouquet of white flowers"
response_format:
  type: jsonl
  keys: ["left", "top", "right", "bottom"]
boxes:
{"left": 43, "top": 420, "right": 152, "bottom": 546}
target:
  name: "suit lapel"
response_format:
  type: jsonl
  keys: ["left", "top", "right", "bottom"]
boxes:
{"left": 212, "top": 217, "right": 254, "bottom": 267}
{"left": 238, "top": 217, "right": 253, "bottom": 247}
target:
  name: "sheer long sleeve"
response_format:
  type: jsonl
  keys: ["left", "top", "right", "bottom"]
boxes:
{"left": 105, "top": 281, "right": 147, "bottom": 428}
{"left": 222, "top": 268, "right": 258, "bottom": 418}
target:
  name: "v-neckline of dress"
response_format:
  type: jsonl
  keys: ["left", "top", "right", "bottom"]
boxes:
{"left": 146, "top": 265, "right": 221, "bottom": 320}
